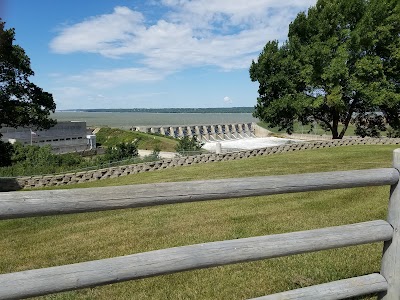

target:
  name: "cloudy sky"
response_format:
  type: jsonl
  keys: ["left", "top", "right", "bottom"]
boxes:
{"left": 2, "top": 0, "right": 316, "bottom": 109}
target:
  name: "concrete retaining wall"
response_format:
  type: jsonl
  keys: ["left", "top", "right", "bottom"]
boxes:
{"left": 3, "top": 137, "right": 400, "bottom": 191}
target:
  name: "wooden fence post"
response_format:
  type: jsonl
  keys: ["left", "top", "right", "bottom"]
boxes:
{"left": 379, "top": 149, "right": 400, "bottom": 299}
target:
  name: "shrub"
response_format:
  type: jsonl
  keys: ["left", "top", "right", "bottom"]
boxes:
{"left": 175, "top": 136, "right": 203, "bottom": 153}
{"left": 104, "top": 141, "right": 139, "bottom": 162}
{"left": 0, "top": 141, "right": 13, "bottom": 167}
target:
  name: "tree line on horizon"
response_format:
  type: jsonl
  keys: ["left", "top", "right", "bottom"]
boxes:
{"left": 61, "top": 107, "right": 255, "bottom": 114}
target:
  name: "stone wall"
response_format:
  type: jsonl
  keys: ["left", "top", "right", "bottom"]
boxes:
{"left": 7, "top": 137, "right": 400, "bottom": 191}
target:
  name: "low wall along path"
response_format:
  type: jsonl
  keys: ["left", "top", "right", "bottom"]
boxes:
{"left": 2, "top": 137, "right": 400, "bottom": 191}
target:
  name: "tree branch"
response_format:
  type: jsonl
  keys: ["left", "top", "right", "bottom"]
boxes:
{"left": 339, "top": 99, "right": 358, "bottom": 138}
{"left": 312, "top": 113, "right": 333, "bottom": 131}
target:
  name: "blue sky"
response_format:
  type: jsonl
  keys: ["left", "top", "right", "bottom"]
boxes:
{"left": 2, "top": 0, "right": 316, "bottom": 110}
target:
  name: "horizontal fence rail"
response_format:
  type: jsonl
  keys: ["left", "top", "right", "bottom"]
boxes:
{"left": 0, "top": 220, "right": 392, "bottom": 300}
{"left": 0, "top": 168, "right": 398, "bottom": 220}
{"left": 250, "top": 273, "right": 388, "bottom": 300}
{"left": 2, "top": 149, "right": 400, "bottom": 299}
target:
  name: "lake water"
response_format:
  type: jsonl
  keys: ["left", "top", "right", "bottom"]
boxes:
{"left": 52, "top": 112, "right": 301, "bottom": 151}
{"left": 53, "top": 112, "right": 259, "bottom": 129}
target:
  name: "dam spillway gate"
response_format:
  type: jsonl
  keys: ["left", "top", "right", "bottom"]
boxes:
{"left": 133, "top": 123, "right": 256, "bottom": 142}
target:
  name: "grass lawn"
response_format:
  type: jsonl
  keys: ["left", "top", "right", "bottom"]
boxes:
{"left": 1, "top": 145, "right": 399, "bottom": 299}
{"left": 258, "top": 121, "right": 358, "bottom": 137}
{"left": 96, "top": 127, "right": 178, "bottom": 152}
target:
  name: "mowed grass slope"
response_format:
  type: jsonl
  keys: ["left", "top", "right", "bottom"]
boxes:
{"left": 96, "top": 127, "right": 178, "bottom": 152}
{"left": 1, "top": 145, "right": 399, "bottom": 299}
{"left": 258, "top": 121, "right": 358, "bottom": 136}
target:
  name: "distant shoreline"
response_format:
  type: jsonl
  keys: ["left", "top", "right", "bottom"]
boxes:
{"left": 52, "top": 111, "right": 258, "bottom": 128}
{"left": 57, "top": 107, "right": 254, "bottom": 114}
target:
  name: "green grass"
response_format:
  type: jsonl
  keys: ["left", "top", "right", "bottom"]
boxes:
{"left": 96, "top": 127, "right": 178, "bottom": 152}
{"left": 1, "top": 145, "right": 399, "bottom": 299}
{"left": 258, "top": 121, "right": 358, "bottom": 136}
{"left": 48, "top": 145, "right": 397, "bottom": 189}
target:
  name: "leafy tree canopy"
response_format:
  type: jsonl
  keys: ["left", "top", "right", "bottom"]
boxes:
{"left": 105, "top": 142, "right": 139, "bottom": 162}
{"left": 250, "top": 0, "right": 400, "bottom": 139}
{"left": 0, "top": 19, "right": 56, "bottom": 134}
{"left": 175, "top": 136, "right": 203, "bottom": 154}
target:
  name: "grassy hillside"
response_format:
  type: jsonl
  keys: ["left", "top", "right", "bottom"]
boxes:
{"left": 1, "top": 145, "right": 399, "bottom": 299}
{"left": 96, "top": 127, "right": 178, "bottom": 152}
{"left": 49, "top": 144, "right": 398, "bottom": 189}
{"left": 258, "top": 121, "right": 357, "bottom": 136}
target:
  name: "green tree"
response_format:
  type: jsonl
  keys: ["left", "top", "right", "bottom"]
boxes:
{"left": 105, "top": 142, "right": 139, "bottom": 162}
{"left": 175, "top": 136, "right": 203, "bottom": 154}
{"left": 250, "top": 0, "right": 400, "bottom": 139}
{"left": 0, "top": 19, "right": 56, "bottom": 165}
{"left": 0, "top": 142, "right": 86, "bottom": 176}
{"left": 150, "top": 142, "right": 161, "bottom": 160}
{"left": 0, "top": 140, "right": 13, "bottom": 167}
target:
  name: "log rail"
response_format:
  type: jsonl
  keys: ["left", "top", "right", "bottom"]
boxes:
{"left": 1, "top": 150, "right": 400, "bottom": 299}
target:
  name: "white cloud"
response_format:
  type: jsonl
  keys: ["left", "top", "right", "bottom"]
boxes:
{"left": 223, "top": 96, "right": 232, "bottom": 104}
{"left": 50, "top": 1, "right": 316, "bottom": 85}
{"left": 52, "top": 85, "right": 169, "bottom": 110}
{"left": 51, "top": 86, "right": 90, "bottom": 109}
{"left": 162, "top": 0, "right": 315, "bottom": 30}
{"left": 66, "top": 67, "right": 169, "bottom": 89}
{"left": 50, "top": 6, "right": 145, "bottom": 56}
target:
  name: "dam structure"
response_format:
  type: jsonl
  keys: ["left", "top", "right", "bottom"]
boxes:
{"left": 133, "top": 122, "right": 258, "bottom": 142}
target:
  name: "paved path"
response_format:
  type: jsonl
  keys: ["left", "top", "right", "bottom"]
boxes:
{"left": 138, "top": 150, "right": 177, "bottom": 159}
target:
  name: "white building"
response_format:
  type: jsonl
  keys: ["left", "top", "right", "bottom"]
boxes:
{"left": 0, "top": 121, "right": 95, "bottom": 154}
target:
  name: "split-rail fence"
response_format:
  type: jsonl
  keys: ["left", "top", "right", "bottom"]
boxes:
{"left": 1, "top": 150, "right": 400, "bottom": 299}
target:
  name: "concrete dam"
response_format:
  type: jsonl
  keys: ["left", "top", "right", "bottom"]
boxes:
{"left": 133, "top": 122, "right": 260, "bottom": 142}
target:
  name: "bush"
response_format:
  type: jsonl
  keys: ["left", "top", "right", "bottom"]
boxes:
{"left": 0, "top": 142, "right": 87, "bottom": 176}
{"left": 387, "top": 127, "right": 400, "bottom": 138}
{"left": 0, "top": 140, "right": 150, "bottom": 177}
{"left": 353, "top": 114, "right": 386, "bottom": 138}
{"left": 103, "top": 141, "right": 139, "bottom": 162}
{"left": 0, "top": 141, "right": 13, "bottom": 167}
{"left": 150, "top": 143, "right": 161, "bottom": 160}
{"left": 175, "top": 136, "right": 203, "bottom": 153}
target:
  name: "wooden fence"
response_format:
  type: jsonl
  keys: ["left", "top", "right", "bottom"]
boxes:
{"left": 1, "top": 150, "right": 400, "bottom": 299}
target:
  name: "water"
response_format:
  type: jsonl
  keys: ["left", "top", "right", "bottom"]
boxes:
{"left": 52, "top": 112, "right": 259, "bottom": 129}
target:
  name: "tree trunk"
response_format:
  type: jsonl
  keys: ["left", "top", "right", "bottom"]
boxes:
{"left": 332, "top": 112, "right": 340, "bottom": 139}
{"left": 339, "top": 99, "right": 357, "bottom": 139}
{"left": 339, "top": 110, "right": 354, "bottom": 139}
{"left": 339, "top": 122, "right": 349, "bottom": 139}
{"left": 332, "top": 127, "right": 340, "bottom": 139}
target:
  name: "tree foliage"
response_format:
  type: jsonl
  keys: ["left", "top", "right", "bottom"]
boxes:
{"left": 105, "top": 142, "right": 139, "bottom": 161}
{"left": 0, "top": 143, "right": 86, "bottom": 175}
{"left": 175, "top": 136, "right": 203, "bottom": 153}
{"left": 250, "top": 0, "right": 400, "bottom": 139}
{"left": 0, "top": 20, "right": 57, "bottom": 165}
{"left": 0, "top": 140, "right": 13, "bottom": 167}
{"left": 0, "top": 141, "right": 141, "bottom": 176}
{"left": 0, "top": 19, "right": 56, "bottom": 134}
